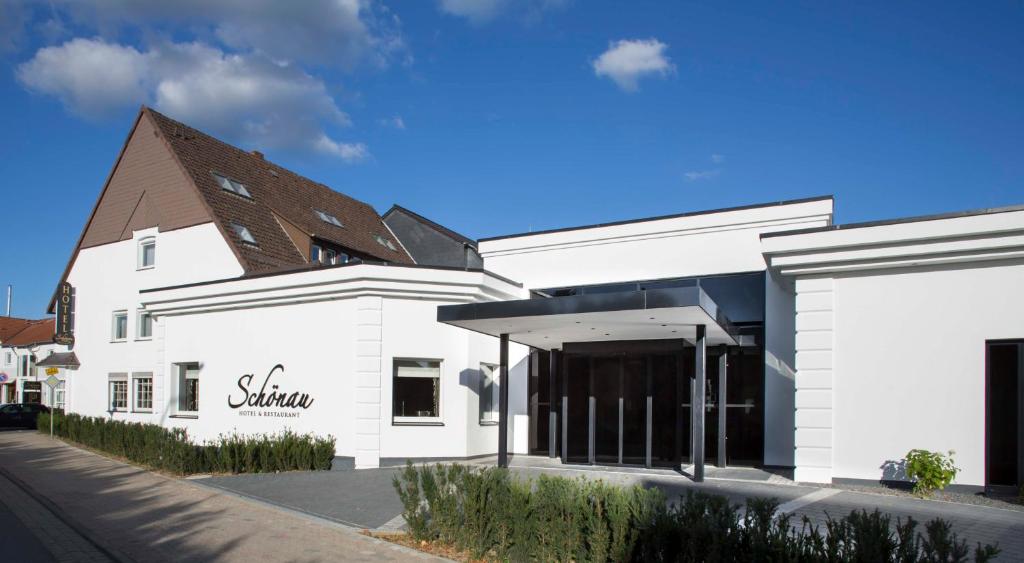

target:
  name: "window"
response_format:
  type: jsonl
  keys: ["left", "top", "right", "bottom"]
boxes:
{"left": 325, "top": 249, "right": 336, "bottom": 264}
{"left": 111, "top": 311, "right": 128, "bottom": 342}
{"left": 310, "top": 244, "right": 321, "bottom": 263}
{"left": 229, "top": 222, "right": 258, "bottom": 246}
{"left": 4, "top": 351, "right": 10, "bottom": 365}
{"left": 133, "top": 373, "right": 153, "bottom": 412}
{"left": 176, "top": 363, "right": 200, "bottom": 413}
{"left": 314, "top": 209, "right": 343, "bottom": 227}
{"left": 108, "top": 374, "right": 128, "bottom": 412}
{"left": 393, "top": 359, "right": 441, "bottom": 424}
{"left": 54, "top": 382, "right": 65, "bottom": 410}
{"left": 375, "top": 234, "right": 397, "bottom": 251}
{"left": 137, "top": 237, "right": 156, "bottom": 269}
{"left": 137, "top": 310, "right": 153, "bottom": 340}
{"left": 479, "top": 363, "right": 500, "bottom": 424}
{"left": 212, "top": 172, "right": 252, "bottom": 198}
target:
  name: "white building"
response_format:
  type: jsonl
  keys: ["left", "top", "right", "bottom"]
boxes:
{"left": 0, "top": 318, "right": 73, "bottom": 409}
{"left": 52, "top": 107, "right": 1024, "bottom": 492}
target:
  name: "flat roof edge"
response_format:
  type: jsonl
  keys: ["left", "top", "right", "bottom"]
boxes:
{"left": 479, "top": 195, "right": 834, "bottom": 243}
{"left": 140, "top": 260, "right": 523, "bottom": 294}
{"left": 761, "top": 203, "right": 1024, "bottom": 240}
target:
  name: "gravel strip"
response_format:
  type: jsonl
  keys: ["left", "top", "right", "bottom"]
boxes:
{"left": 808, "top": 482, "right": 1024, "bottom": 512}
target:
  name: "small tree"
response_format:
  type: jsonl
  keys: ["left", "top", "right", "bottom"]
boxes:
{"left": 905, "top": 449, "right": 958, "bottom": 497}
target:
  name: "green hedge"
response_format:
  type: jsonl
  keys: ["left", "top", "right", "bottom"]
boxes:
{"left": 38, "top": 411, "right": 335, "bottom": 475}
{"left": 393, "top": 463, "right": 1000, "bottom": 562}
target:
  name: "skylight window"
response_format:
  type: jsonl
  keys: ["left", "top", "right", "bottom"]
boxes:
{"left": 229, "top": 222, "right": 258, "bottom": 246}
{"left": 315, "top": 209, "right": 343, "bottom": 227}
{"left": 375, "top": 234, "right": 397, "bottom": 251}
{"left": 213, "top": 173, "right": 252, "bottom": 198}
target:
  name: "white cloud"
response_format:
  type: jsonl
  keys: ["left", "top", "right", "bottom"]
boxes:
{"left": 47, "top": 0, "right": 405, "bottom": 69}
{"left": 314, "top": 135, "right": 370, "bottom": 162}
{"left": 378, "top": 115, "right": 406, "bottom": 129}
{"left": 437, "top": 0, "right": 568, "bottom": 23}
{"left": 592, "top": 38, "right": 673, "bottom": 92}
{"left": 17, "top": 38, "right": 368, "bottom": 161}
{"left": 684, "top": 169, "right": 720, "bottom": 182}
{"left": 17, "top": 38, "right": 151, "bottom": 117}
{"left": 710, "top": 153, "right": 725, "bottom": 164}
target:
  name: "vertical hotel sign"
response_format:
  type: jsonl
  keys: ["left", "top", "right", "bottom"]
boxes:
{"left": 54, "top": 282, "right": 75, "bottom": 348}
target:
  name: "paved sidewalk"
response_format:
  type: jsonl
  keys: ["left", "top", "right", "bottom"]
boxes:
{"left": 0, "top": 431, "right": 445, "bottom": 563}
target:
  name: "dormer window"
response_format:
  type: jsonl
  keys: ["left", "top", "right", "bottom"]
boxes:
{"left": 375, "top": 235, "right": 397, "bottom": 251}
{"left": 137, "top": 237, "right": 156, "bottom": 269}
{"left": 315, "top": 210, "right": 343, "bottom": 227}
{"left": 229, "top": 222, "right": 258, "bottom": 246}
{"left": 213, "top": 173, "right": 251, "bottom": 198}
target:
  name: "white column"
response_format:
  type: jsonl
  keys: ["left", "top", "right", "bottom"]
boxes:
{"left": 793, "top": 276, "right": 835, "bottom": 483}
{"left": 152, "top": 316, "right": 166, "bottom": 417}
{"left": 354, "top": 296, "right": 384, "bottom": 469}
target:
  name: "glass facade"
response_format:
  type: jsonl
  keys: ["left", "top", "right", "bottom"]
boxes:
{"left": 528, "top": 271, "right": 766, "bottom": 468}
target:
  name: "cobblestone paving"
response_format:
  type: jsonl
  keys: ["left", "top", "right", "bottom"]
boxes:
{"left": 0, "top": 467, "right": 112, "bottom": 563}
{"left": 0, "top": 431, "right": 446, "bottom": 563}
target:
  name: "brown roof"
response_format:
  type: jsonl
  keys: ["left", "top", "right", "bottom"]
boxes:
{"left": 49, "top": 107, "right": 413, "bottom": 312}
{"left": 145, "top": 108, "right": 413, "bottom": 271}
{"left": 0, "top": 317, "right": 33, "bottom": 343}
{"left": 3, "top": 319, "right": 55, "bottom": 347}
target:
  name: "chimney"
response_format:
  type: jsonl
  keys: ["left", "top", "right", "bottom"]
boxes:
{"left": 252, "top": 150, "right": 264, "bottom": 160}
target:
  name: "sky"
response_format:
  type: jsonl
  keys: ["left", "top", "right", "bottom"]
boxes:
{"left": 0, "top": 1, "right": 1022, "bottom": 318}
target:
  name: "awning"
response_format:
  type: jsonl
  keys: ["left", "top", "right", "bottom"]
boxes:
{"left": 438, "top": 286, "right": 739, "bottom": 350}
{"left": 36, "top": 352, "right": 80, "bottom": 369}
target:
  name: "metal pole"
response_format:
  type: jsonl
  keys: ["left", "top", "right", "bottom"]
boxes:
{"left": 549, "top": 350, "right": 558, "bottom": 459}
{"left": 718, "top": 346, "right": 728, "bottom": 468}
{"left": 693, "top": 325, "right": 707, "bottom": 482}
{"left": 498, "top": 333, "right": 509, "bottom": 468}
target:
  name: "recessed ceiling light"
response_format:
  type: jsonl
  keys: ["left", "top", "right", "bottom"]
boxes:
{"left": 672, "top": 330, "right": 677, "bottom": 333}
{"left": 661, "top": 324, "right": 667, "bottom": 327}
{"left": 649, "top": 317, "right": 655, "bottom": 320}
{"left": 604, "top": 333, "right": 610, "bottom": 336}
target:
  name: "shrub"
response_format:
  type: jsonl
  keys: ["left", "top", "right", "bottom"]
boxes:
{"left": 905, "top": 449, "right": 959, "bottom": 496}
{"left": 392, "top": 463, "right": 999, "bottom": 562}
{"left": 38, "top": 411, "right": 335, "bottom": 475}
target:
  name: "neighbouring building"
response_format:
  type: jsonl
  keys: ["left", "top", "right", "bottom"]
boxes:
{"left": 49, "top": 106, "right": 1024, "bottom": 493}
{"left": 0, "top": 318, "right": 73, "bottom": 408}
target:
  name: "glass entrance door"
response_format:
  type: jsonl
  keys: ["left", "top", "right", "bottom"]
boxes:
{"left": 562, "top": 348, "right": 685, "bottom": 468}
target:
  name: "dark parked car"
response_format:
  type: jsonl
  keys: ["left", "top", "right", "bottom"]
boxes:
{"left": 0, "top": 403, "right": 50, "bottom": 429}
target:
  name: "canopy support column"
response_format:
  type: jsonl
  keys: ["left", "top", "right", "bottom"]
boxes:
{"left": 717, "top": 345, "right": 728, "bottom": 469}
{"left": 549, "top": 349, "right": 559, "bottom": 459}
{"left": 498, "top": 333, "right": 509, "bottom": 468}
{"left": 692, "top": 325, "right": 707, "bottom": 482}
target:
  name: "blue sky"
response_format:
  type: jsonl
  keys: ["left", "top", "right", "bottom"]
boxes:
{"left": 1, "top": 1, "right": 1022, "bottom": 318}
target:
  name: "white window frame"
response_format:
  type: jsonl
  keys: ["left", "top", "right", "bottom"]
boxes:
{"left": 108, "top": 373, "right": 128, "bottom": 412}
{"left": 310, "top": 244, "right": 322, "bottom": 263}
{"left": 111, "top": 311, "right": 128, "bottom": 342}
{"left": 137, "top": 237, "right": 156, "bottom": 270}
{"left": 314, "top": 209, "right": 343, "bottom": 227}
{"left": 392, "top": 358, "right": 442, "bottom": 425}
{"left": 212, "top": 172, "right": 252, "bottom": 198}
{"left": 136, "top": 310, "right": 153, "bottom": 340}
{"left": 229, "top": 222, "right": 258, "bottom": 246}
{"left": 174, "top": 362, "right": 200, "bottom": 416}
{"left": 479, "top": 363, "right": 500, "bottom": 425}
{"left": 132, "top": 373, "right": 153, "bottom": 412}
{"left": 54, "top": 382, "right": 65, "bottom": 410}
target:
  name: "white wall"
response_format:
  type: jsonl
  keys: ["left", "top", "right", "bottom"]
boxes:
{"left": 764, "top": 272, "right": 796, "bottom": 467}
{"left": 65, "top": 223, "right": 243, "bottom": 420}
{"left": 830, "top": 261, "right": 1024, "bottom": 486}
{"left": 479, "top": 199, "right": 833, "bottom": 290}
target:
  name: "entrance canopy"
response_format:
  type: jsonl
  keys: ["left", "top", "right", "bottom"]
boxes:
{"left": 437, "top": 286, "right": 738, "bottom": 350}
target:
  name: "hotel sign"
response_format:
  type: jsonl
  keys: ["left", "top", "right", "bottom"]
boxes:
{"left": 55, "top": 282, "right": 75, "bottom": 347}
{"left": 228, "top": 364, "right": 314, "bottom": 418}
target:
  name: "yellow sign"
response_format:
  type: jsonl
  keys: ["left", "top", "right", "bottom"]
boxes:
{"left": 45, "top": 367, "right": 59, "bottom": 376}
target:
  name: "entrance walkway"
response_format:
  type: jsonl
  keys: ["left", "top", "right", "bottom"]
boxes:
{"left": 0, "top": 431, "right": 444, "bottom": 563}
